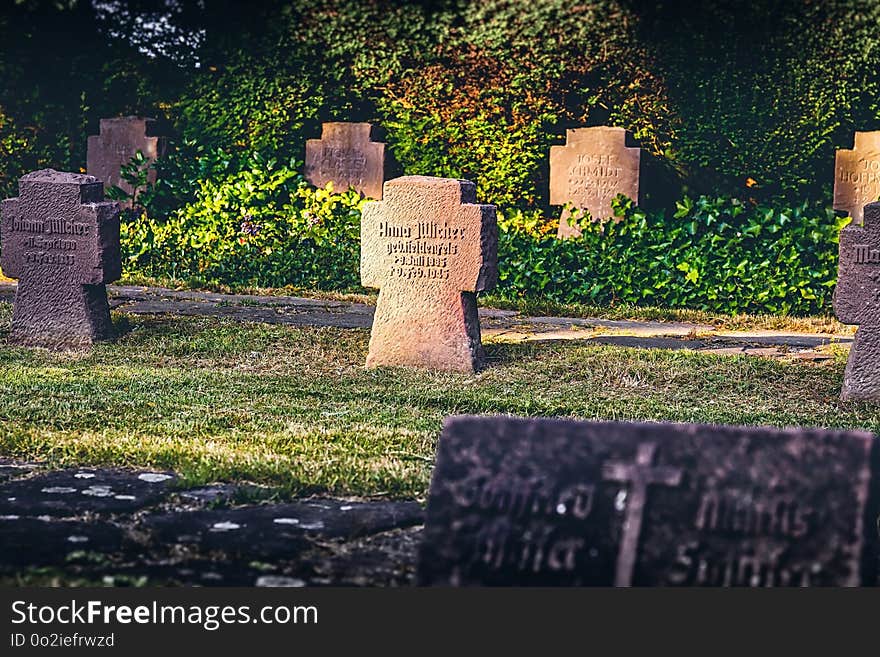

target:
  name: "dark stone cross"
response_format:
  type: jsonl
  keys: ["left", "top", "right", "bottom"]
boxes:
{"left": 834, "top": 201, "right": 880, "bottom": 399}
{"left": 602, "top": 442, "right": 683, "bottom": 586}
{"left": 305, "top": 122, "right": 386, "bottom": 199}
{"left": 0, "top": 170, "right": 121, "bottom": 347}
{"left": 360, "top": 176, "right": 497, "bottom": 372}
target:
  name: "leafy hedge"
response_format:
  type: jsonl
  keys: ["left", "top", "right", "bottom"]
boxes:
{"left": 119, "top": 149, "right": 843, "bottom": 315}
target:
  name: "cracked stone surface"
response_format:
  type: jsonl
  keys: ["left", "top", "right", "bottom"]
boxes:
{"left": 0, "top": 460, "right": 423, "bottom": 586}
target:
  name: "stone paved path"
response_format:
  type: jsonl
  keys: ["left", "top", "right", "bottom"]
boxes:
{"left": 0, "top": 282, "right": 852, "bottom": 361}
{"left": 0, "top": 459, "right": 422, "bottom": 586}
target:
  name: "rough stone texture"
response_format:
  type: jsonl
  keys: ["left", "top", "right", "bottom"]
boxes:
{"left": 418, "top": 415, "right": 877, "bottom": 586}
{"left": 143, "top": 499, "right": 424, "bottom": 558}
{"left": 834, "top": 202, "right": 880, "bottom": 400}
{"left": 833, "top": 132, "right": 880, "bottom": 224}
{"left": 550, "top": 126, "right": 644, "bottom": 236}
{"left": 360, "top": 176, "right": 498, "bottom": 371}
{"left": 0, "top": 468, "right": 177, "bottom": 517}
{"left": 0, "top": 170, "right": 121, "bottom": 347}
{"left": 86, "top": 117, "right": 165, "bottom": 202}
{"left": 305, "top": 122, "right": 386, "bottom": 198}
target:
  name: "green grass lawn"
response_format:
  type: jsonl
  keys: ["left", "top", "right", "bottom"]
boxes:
{"left": 0, "top": 300, "right": 876, "bottom": 500}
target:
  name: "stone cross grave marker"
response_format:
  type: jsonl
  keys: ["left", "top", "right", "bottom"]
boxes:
{"left": 87, "top": 117, "right": 165, "bottom": 203}
{"left": 305, "top": 122, "right": 386, "bottom": 199}
{"left": 834, "top": 132, "right": 880, "bottom": 224}
{"left": 360, "top": 176, "right": 497, "bottom": 372}
{"left": 0, "top": 170, "right": 121, "bottom": 347}
{"left": 834, "top": 201, "right": 880, "bottom": 400}
{"left": 549, "top": 126, "right": 645, "bottom": 237}
{"left": 417, "top": 415, "right": 877, "bottom": 586}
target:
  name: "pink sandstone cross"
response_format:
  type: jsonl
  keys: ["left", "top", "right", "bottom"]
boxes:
{"left": 833, "top": 132, "right": 880, "bottom": 224}
{"left": 360, "top": 176, "right": 497, "bottom": 372}
{"left": 602, "top": 442, "right": 683, "bottom": 587}
{"left": 0, "top": 170, "right": 121, "bottom": 347}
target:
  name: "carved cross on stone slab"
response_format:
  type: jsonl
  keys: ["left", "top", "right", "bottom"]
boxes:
{"left": 833, "top": 201, "right": 880, "bottom": 399}
{"left": 833, "top": 132, "right": 880, "bottom": 224}
{"left": 417, "top": 416, "right": 876, "bottom": 586}
{"left": 87, "top": 117, "right": 165, "bottom": 204}
{"left": 602, "top": 443, "right": 683, "bottom": 587}
{"left": 0, "top": 170, "right": 122, "bottom": 348}
{"left": 549, "top": 126, "right": 645, "bottom": 237}
{"left": 305, "top": 122, "right": 386, "bottom": 199}
{"left": 360, "top": 176, "right": 497, "bottom": 372}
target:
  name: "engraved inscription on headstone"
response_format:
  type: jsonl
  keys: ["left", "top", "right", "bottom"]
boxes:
{"left": 87, "top": 117, "right": 165, "bottom": 203}
{"left": 0, "top": 169, "right": 121, "bottom": 347}
{"left": 549, "top": 126, "right": 645, "bottom": 237}
{"left": 360, "top": 176, "right": 497, "bottom": 372}
{"left": 305, "top": 122, "right": 386, "bottom": 199}
{"left": 833, "top": 132, "right": 880, "bottom": 224}
{"left": 834, "top": 201, "right": 880, "bottom": 400}
{"left": 418, "top": 416, "right": 876, "bottom": 586}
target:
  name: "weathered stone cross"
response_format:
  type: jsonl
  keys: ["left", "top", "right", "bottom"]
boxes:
{"left": 833, "top": 131, "right": 880, "bottom": 224}
{"left": 602, "top": 442, "right": 683, "bottom": 586}
{"left": 305, "top": 122, "right": 386, "bottom": 199}
{"left": 360, "top": 176, "right": 497, "bottom": 371}
{"left": 0, "top": 170, "right": 122, "bottom": 347}
{"left": 833, "top": 201, "right": 880, "bottom": 399}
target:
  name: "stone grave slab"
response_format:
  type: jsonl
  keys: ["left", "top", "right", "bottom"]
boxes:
{"left": 418, "top": 415, "right": 877, "bottom": 586}
{"left": 360, "top": 175, "right": 497, "bottom": 371}
{"left": 0, "top": 169, "right": 121, "bottom": 347}
{"left": 834, "top": 132, "right": 880, "bottom": 224}
{"left": 0, "top": 468, "right": 177, "bottom": 517}
{"left": 143, "top": 499, "right": 424, "bottom": 559}
{"left": 550, "top": 126, "right": 644, "bottom": 236}
{"left": 834, "top": 201, "right": 880, "bottom": 400}
{"left": 86, "top": 116, "right": 165, "bottom": 201}
{"left": 305, "top": 122, "right": 386, "bottom": 198}
{"left": 0, "top": 516, "right": 124, "bottom": 567}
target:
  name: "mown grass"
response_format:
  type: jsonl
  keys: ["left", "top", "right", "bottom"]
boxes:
{"left": 0, "top": 301, "right": 876, "bottom": 499}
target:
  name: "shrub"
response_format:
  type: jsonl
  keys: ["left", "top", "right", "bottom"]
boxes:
{"left": 495, "top": 197, "right": 844, "bottom": 315}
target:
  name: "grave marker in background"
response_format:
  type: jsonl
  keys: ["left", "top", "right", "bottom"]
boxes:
{"left": 418, "top": 415, "right": 877, "bottom": 586}
{"left": 550, "top": 126, "right": 645, "bottom": 237}
{"left": 833, "top": 132, "right": 880, "bottom": 224}
{"left": 87, "top": 117, "right": 165, "bottom": 203}
{"left": 0, "top": 169, "right": 121, "bottom": 347}
{"left": 834, "top": 201, "right": 880, "bottom": 399}
{"left": 360, "top": 176, "right": 497, "bottom": 372}
{"left": 305, "top": 122, "right": 386, "bottom": 198}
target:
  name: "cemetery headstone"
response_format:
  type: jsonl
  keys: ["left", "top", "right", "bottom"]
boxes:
{"left": 86, "top": 117, "right": 165, "bottom": 203}
{"left": 418, "top": 415, "right": 877, "bottom": 586}
{"left": 834, "top": 201, "right": 880, "bottom": 400}
{"left": 833, "top": 132, "right": 880, "bottom": 224}
{"left": 550, "top": 126, "right": 645, "bottom": 237}
{"left": 305, "top": 122, "right": 386, "bottom": 198}
{"left": 360, "top": 176, "right": 497, "bottom": 372}
{"left": 0, "top": 169, "right": 121, "bottom": 347}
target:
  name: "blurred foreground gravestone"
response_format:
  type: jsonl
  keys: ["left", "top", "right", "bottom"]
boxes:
{"left": 833, "top": 132, "right": 880, "bottom": 224}
{"left": 87, "top": 117, "right": 166, "bottom": 203}
{"left": 418, "top": 415, "right": 877, "bottom": 586}
{"left": 360, "top": 176, "right": 497, "bottom": 372}
{"left": 0, "top": 170, "right": 121, "bottom": 347}
{"left": 834, "top": 201, "right": 880, "bottom": 400}
{"left": 305, "top": 122, "right": 386, "bottom": 198}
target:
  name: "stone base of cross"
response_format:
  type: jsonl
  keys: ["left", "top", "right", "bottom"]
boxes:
{"left": 360, "top": 176, "right": 498, "bottom": 372}
{"left": 834, "top": 201, "right": 880, "bottom": 400}
{"left": 0, "top": 170, "right": 121, "bottom": 349}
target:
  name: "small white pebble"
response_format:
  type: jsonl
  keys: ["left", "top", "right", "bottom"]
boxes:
{"left": 255, "top": 576, "right": 306, "bottom": 588}
{"left": 42, "top": 487, "right": 76, "bottom": 494}
{"left": 210, "top": 521, "right": 241, "bottom": 532}
{"left": 339, "top": 505, "right": 354, "bottom": 511}
{"left": 67, "top": 535, "right": 89, "bottom": 544}
{"left": 0, "top": 515, "right": 20, "bottom": 520}
{"left": 298, "top": 521, "right": 324, "bottom": 531}
{"left": 138, "top": 473, "right": 172, "bottom": 483}
{"left": 82, "top": 486, "right": 113, "bottom": 497}
{"left": 273, "top": 518, "right": 300, "bottom": 525}
{"left": 74, "top": 473, "right": 96, "bottom": 479}
{"left": 114, "top": 494, "right": 136, "bottom": 501}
